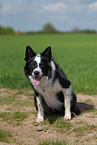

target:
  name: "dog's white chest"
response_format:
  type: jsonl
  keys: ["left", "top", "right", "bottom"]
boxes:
{"left": 35, "top": 79, "right": 63, "bottom": 109}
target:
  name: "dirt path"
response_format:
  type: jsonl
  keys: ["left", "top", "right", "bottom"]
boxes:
{"left": 0, "top": 89, "right": 97, "bottom": 145}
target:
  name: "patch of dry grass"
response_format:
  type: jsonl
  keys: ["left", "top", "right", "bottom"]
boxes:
{"left": 0, "top": 89, "right": 97, "bottom": 144}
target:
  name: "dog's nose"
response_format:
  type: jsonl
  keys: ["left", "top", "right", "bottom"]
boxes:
{"left": 34, "top": 71, "right": 39, "bottom": 75}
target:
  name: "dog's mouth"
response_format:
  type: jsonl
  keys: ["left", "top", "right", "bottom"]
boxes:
{"left": 33, "top": 76, "right": 42, "bottom": 85}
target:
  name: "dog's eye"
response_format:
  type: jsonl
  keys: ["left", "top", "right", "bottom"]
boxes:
{"left": 32, "top": 64, "right": 35, "bottom": 67}
{"left": 30, "top": 62, "right": 36, "bottom": 67}
{"left": 40, "top": 63, "right": 44, "bottom": 68}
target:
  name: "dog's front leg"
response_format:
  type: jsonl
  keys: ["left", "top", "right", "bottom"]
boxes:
{"left": 36, "top": 96, "right": 44, "bottom": 122}
{"left": 64, "top": 86, "right": 71, "bottom": 120}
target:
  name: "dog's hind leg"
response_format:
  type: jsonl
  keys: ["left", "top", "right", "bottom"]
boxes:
{"left": 71, "top": 91, "right": 81, "bottom": 116}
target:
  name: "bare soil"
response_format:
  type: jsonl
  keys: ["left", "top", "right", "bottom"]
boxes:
{"left": 0, "top": 88, "right": 97, "bottom": 145}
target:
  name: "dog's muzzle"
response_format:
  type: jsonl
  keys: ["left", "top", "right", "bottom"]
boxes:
{"left": 33, "top": 71, "right": 42, "bottom": 85}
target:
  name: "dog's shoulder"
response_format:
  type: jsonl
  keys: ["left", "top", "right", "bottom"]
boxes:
{"left": 51, "top": 60, "right": 71, "bottom": 88}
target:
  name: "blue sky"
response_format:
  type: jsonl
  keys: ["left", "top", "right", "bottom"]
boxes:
{"left": 0, "top": 0, "right": 97, "bottom": 32}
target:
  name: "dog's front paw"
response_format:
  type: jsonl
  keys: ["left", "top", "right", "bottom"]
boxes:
{"left": 36, "top": 116, "right": 44, "bottom": 122}
{"left": 64, "top": 113, "right": 71, "bottom": 120}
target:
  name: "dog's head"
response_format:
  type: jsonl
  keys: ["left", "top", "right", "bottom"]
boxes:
{"left": 24, "top": 46, "right": 52, "bottom": 85}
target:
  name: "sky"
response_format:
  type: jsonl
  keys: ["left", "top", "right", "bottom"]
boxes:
{"left": 0, "top": 0, "right": 97, "bottom": 32}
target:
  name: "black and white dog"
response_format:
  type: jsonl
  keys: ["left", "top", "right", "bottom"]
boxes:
{"left": 24, "top": 46, "right": 81, "bottom": 122}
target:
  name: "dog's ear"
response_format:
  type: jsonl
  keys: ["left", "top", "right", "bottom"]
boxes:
{"left": 41, "top": 46, "right": 52, "bottom": 61}
{"left": 24, "top": 46, "right": 36, "bottom": 61}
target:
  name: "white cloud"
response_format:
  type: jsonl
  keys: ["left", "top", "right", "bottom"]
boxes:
{"left": 1, "top": 1, "right": 23, "bottom": 15}
{"left": 44, "top": 2, "right": 67, "bottom": 13}
{"left": 88, "top": 1, "right": 97, "bottom": 10}
{"left": 1, "top": 3, "right": 11, "bottom": 14}
{"left": 1, "top": 1, "right": 36, "bottom": 15}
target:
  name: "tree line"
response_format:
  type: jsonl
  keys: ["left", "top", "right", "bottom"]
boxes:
{"left": 0, "top": 23, "right": 96, "bottom": 35}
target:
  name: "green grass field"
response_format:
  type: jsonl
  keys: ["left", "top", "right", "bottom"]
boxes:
{"left": 0, "top": 34, "right": 97, "bottom": 94}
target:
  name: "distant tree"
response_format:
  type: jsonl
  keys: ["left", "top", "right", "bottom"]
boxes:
{"left": 42, "top": 23, "right": 58, "bottom": 33}
{"left": 0, "top": 26, "right": 1, "bottom": 34}
{"left": 72, "top": 27, "right": 80, "bottom": 33}
{"left": 0, "top": 26, "right": 15, "bottom": 34}
{"left": 6, "top": 27, "right": 15, "bottom": 34}
{"left": 84, "top": 29, "right": 96, "bottom": 34}
{"left": 0, "top": 0, "right": 2, "bottom": 34}
{"left": 72, "top": 27, "right": 96, "bottom": 34}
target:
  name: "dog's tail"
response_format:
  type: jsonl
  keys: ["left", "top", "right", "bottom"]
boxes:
{"left": 71, "top": 92, "right": 97, "bottom": 116}
{"left": 75, "top": 103, "right": 97, "bottom": 113}
{"left": 94, "top": 105, "right": 97, "bottom": 109}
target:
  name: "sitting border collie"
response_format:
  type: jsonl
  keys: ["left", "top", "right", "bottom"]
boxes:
{"left": 24, "top": 46, "right": 81, "bottom": 122}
